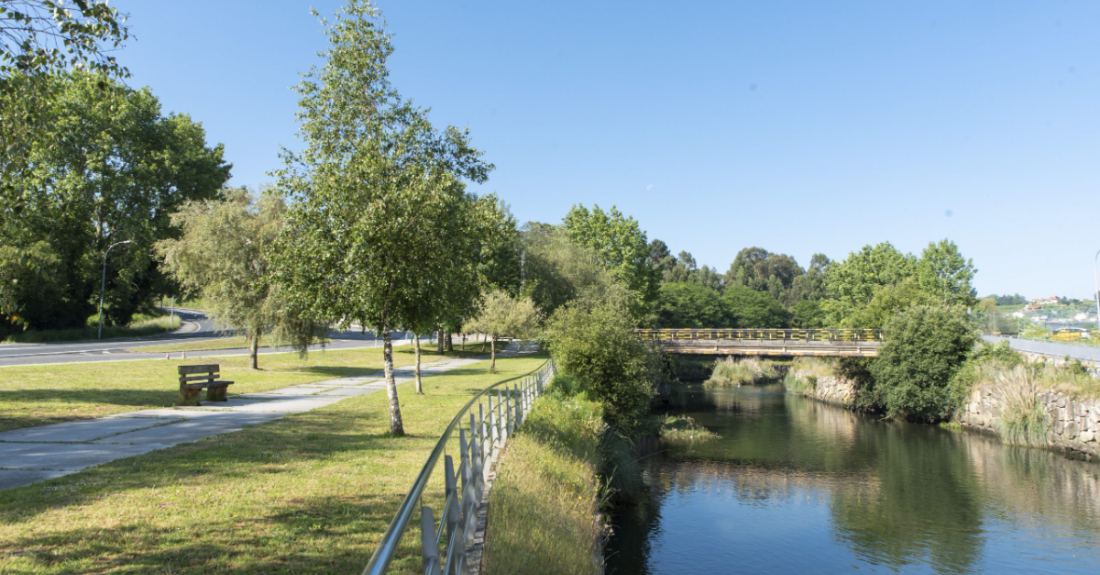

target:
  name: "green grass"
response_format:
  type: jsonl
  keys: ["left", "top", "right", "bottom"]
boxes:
{"left": 0, "top": 346, "right": 493, "bottom": 433}
{"left": 705, "top": 357, "right": 779, "bottom": 387}
{"left": 0, "top": 354, "right": 548, "bottom": 575}
{"left": 481, "top": 388, "right": 605, "bottom": 575}
{"left": 132, "top": 336, "right": 334, "bottom": 354}
{"left": 2, "top": 312, "right": 181, "bottom": 344}
{"left": 783, "top": 357, "right": 836, "bottom": 394}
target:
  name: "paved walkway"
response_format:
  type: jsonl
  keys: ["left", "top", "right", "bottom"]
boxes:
{"left": 0, "top": 355, "right": 486, "bottom": 491}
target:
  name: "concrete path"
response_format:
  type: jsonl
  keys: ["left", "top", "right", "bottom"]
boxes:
{"left": 0, "top": 355, "right": 486, "bottom": 491}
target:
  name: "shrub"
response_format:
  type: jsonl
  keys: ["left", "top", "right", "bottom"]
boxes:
{"left": 549, "top": 298, "right": 654, "bottom": 435}
{"left": 870, "top": 305, "right": 978, "bottom": 421}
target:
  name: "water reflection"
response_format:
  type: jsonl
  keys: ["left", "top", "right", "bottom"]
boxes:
{"left": 606, "top": 386, "right": 1100, "bottom": 575}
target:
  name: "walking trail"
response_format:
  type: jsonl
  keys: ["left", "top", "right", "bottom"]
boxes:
{"left": 0, "top": 350, "right": 511, "bottom": 491}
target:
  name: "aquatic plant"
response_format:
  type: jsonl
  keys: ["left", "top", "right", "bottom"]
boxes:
{"left": 658, "top": 414, "right": 719, "bottom": 444}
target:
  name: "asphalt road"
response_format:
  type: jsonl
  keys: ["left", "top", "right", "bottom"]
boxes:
{"left": 0, "top": 309, "right": 420, "bottom": 367}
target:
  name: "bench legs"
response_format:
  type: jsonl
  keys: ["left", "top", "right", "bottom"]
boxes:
{"left": 179, "top": 386, "right": 202, "bottom": 406}
{"left": 207, "top": 385, "right": 229, "bottom": 402}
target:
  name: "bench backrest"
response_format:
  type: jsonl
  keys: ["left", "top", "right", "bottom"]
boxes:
{"left": 179, "top": 364, "right": 220, "bottom": 384}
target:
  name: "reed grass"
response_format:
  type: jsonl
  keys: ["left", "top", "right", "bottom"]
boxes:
{"left": 658, "top": 414, "right": 718, "bottom": 444}
{"left": 705, "top": 357, "right": 778, "bottom": 387}
{"left": 993, "top": 366, "right": 1051, "bottom": 448}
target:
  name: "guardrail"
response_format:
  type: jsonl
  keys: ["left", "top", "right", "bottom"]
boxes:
{"left": 362, "top": 358, "right": 556, "bottom": 575}
{"left": 636, "top": 328, "right": 884, "bottom": 342}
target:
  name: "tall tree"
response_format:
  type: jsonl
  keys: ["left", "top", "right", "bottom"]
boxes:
{"left": 917, "top": 239, "right": 977, "bottom": 307}
{"left": 654, "top": 282, "right": 729, "bottom": 328}
{"left": 521, "top": 226, "right": 620, "bottom": 317}
{"left": 157, "top": 188, "right": 326, "bottom": 369}
{"left": 271, "top": 1, "right": 490, "bottom": 436}
{"left": 0, "top": 71, "right": 230, "bottom": 331}
{"left": 561, "top": 204, "right": 659, "bottom": 321}
{"left": 725, "top": 247, "right": 805, "bottom": 303}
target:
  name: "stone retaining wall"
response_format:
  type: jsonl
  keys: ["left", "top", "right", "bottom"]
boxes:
{"left": 789, "top": 369, "right": 856, "bottom": 408}
{"left": 958, "top": 387, "right": 1100, "bottom": 459}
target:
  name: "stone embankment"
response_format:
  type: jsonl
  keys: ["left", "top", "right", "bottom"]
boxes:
{"left": 958, "top": 388, "right": 1100, "bottom": 460}
{"left": 788, "top": 369, "right": 856, "bottom": 408}
{"left": 788, "top": 361, "right": 1100, "bottom": 460}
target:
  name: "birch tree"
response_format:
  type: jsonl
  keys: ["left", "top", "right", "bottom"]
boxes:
{"left": 271, "top": 1, "right": 490, "bottom": 436}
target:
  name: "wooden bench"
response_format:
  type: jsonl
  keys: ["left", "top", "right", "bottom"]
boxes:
{"left": 178, "top": 364, "right": 234, "bottom": 406}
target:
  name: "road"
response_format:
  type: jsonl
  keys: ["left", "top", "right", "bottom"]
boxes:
{"left": 0, "top": 308, "right": 424, "bottom": 367}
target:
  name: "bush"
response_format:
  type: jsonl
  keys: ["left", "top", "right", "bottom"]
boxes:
{"left": 870, "top": 305, "right": 978, "bottom": 421}
{"left": 549, "top": 298, "right": 655, "bottom": 435}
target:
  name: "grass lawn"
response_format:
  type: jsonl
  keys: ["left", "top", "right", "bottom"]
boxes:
{"left": 0, "top": 354, "right": 548, "bottom": 575}
{"left": 0, "top": 346, "right": 494, "bottom": 433}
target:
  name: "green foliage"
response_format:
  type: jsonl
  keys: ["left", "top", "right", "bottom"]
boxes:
{"left": 464, "top": 290, "right": 540, "bottom": 371}
{"left": 561, "top": 204, "right": 659, "bottom": 320}
{"left": 790, "top": 299, "right": 826, "bottom": 328}
{"left": 654, "top": 282, "right": 729, "bottom": 328}
{"left": 0, "top": 71, "right": 230, "bottom": 332}
{"left": 157, "top": 188, "right": 326, "bottom": 368}
{"left": 822, "top": 239, "right": 978, "bottom": 329}
{"left": 549, "top": 297, "right": 654, "bottom": 435}
{"left": 917, "top": 239, "right": 978, "bottom": 307}
{"left": 271, "top": 1, "right": 492, "bottom": 435}
{"left": 520, "top": 225, "right": 621, "bottom": 317}
{"left": 723, "top": 284, "right": 789, "bottom": 327}
{"left": 725, "top": 246, "right": 804, "bottom": 301}
{"left": 870, "top": 305, "right": 979, "bottom": 421}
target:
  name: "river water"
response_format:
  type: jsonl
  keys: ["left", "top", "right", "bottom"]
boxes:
{"left": 605, "top": 384, "right": 1100, "bottom": 575}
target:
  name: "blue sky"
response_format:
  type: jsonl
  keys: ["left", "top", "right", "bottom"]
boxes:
{"left": 111, "top": 1, "right": 1100, "bottom": 299}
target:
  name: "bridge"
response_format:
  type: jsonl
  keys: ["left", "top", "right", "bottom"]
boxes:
{"left": 637, "top": 328, "right": 883, "bottom": 357}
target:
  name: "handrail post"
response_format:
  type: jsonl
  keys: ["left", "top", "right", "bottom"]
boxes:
{"left": 504, "top": 388, "right": 513, "bottom": 439}
{"left": 421, "top": 506, "right": 441, "bottom": 575}
{"left": 444, "top": 455, "right": 459, "bottom": 561}
{"left": 497, "top": 390, "right": 505, "bottom": 444}
{"left": 487, "top": 396, "right": 497, "bottom": 450}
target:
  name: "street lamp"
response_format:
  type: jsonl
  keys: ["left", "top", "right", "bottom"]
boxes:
{"left": 98, "top": 240, "right": 133, "bottom": 340}
{"left": 1094, "top": 248, "right": 1100, "bottom": 333}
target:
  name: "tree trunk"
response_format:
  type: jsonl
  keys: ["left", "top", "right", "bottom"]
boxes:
{"left": 437, "top": 326, "right": 444, "bottom": 354}
{"left": 249, "top": 328, "right": 261, "bottom": 370}
{"left": 414, "top": 333, "right": 423, "bottom": 394}
{"left": 445, "top": 331, "right": 453, "bottom": 352}
{"left": 461, "top": 333, "right": 466, "bottom": 351}
{"left": 490, "top": 334, "right": 496, "bottom": 373}
{"left": 382, "top": 328, "right": 405, "bottom": 436}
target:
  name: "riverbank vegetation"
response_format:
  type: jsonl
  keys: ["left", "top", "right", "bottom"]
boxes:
{"left": 706, "top": 357, "right": 779, "bottom": 387}
{"left": 481, "top": 382, "right": 605, "bottom": 575}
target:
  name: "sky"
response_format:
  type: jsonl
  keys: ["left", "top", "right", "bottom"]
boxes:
{"left": 109, "top": 0, "right": 1100, "bottom": 299}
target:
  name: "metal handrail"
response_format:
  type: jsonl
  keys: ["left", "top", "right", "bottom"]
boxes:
{"left": 362, "top": 357, "right": 555, "bottom": 575}
{"left": 635, "top": 328, "right": 884, "bottom": 342}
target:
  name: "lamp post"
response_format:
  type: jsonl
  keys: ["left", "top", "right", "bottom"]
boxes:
{"left": 98, "top": 240, "right": 133, "bottom": 340}
{"left": 1094, "top": 248, "right": 1100, "bottom": 333}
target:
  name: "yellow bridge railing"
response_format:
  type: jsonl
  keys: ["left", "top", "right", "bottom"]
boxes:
{"left": 636, "top": 328, "right": 883, "bottom": 343}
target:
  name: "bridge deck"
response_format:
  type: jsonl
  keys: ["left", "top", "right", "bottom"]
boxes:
{"left": 638, "top": 329, "right": 883, "bottom": 358}
{"left": 654, "top": 339, "right": 880, "bottom": 357}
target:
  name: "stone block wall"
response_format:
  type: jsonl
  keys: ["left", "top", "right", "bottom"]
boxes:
{"left": 788, "top": 368, "right": 856, "bottom": 408}
{"left": 958, "top": 387, "right": 1100, "bottom": 459}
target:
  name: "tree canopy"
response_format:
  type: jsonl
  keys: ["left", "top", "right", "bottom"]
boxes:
{"left": 271, "top": 0, "right": 491, "bottom": 435}
{"left": 0, "top": 71, "right": 230, "bottom": 334}
{"left": 157, "top": 188, "right": 325, "bottom": 369}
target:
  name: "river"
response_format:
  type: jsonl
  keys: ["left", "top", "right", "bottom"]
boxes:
{"left": 605, "top": 384, "right": 1100, "bottom": 574}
